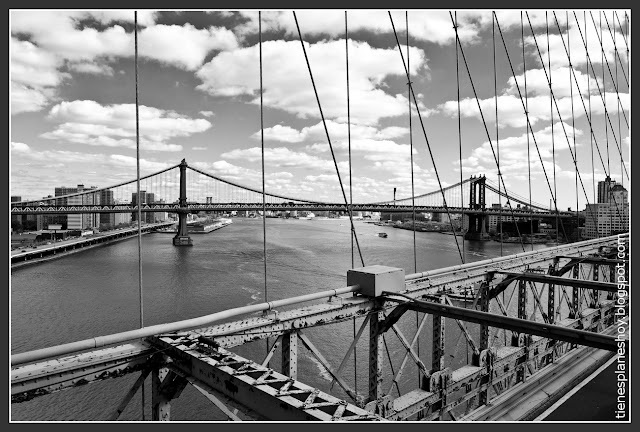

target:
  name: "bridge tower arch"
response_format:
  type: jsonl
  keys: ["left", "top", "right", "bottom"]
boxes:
{"left": 173, "top": 159, "right": 193, "bottom": 246}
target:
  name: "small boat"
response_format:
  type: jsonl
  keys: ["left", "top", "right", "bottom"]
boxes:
{"left": 378, "top": 232, "right": 388, "bottom": 238}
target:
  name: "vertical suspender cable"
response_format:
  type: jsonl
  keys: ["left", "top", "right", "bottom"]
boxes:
{"left": 259, "top": 12, "right": 269, "bottom": 360}
{"left": 259, "top": 12, "right": 267, "bottom": 302}
{"left": 568, "top": 12, "right": 578, "bottom": 241}
{"left": 612, "top": 12, "right": 622, "bottom": 188}
{"left": 293, "top": 11, "right": 366, "bottom": 267}
{"left": 601, "top": 13, "right": 613, "bottom": 237}
{"left": 492, "top": 13, "right": 503, "bottom": 255}
{"left": 391, "top": 13, "right": 465, "bottom": 261}
{"left": 406, "top": 10, "right": 420, "bottom": 387}
{"left": 586, "top": 12, "right": 597, "bottom": 238}
{"left": 407, "top": 11, "right": 417, "bottom": 275}
{"left": 134, "top": 10, "right": 145, "bottom": 421}
{"left": 345, "top": 10, "right": 357, "bottom": 396}
{"left": 455, "top": 12, "right": 465, "bottom": 263}
{"left": 346, "top": 12, "right": 353, "bottom": 271}
{"left": 521, "top": 12, "right": 533, "bottom": 251}
{"left": 546, "top": 12, "right": 559, "bottom": 245}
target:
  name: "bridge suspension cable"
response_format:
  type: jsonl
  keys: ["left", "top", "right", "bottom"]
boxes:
{"left": 259, "top": 12, "right": 269, "bottom": 312}
{"left": 134, "top": 10, "right": 145, "bottom": 420}
{"left": 450, "top": 12, "right": 527, "bottom": 252}
{"left": 546, "top": 12, "right": 559, "bottom": 245}
{"left": 454, "top": 12, "right": 465, "bottom": 262}
{"left": 293, "top": 11, "right": 366, "bottom": 267}
{"left": 507, "top": 16, "right": 530, "bottom": 249}
{"left": 570, "top": 12, "right": 629, "bottom": 181}
{"left": 492, "top": 14, "right": 503, "bottom": 255}
{"left": 388, "top": 12, "right": 464, "bottom": 262}
{"left": 542, "top": 13, "right": 628, "bottom": 224}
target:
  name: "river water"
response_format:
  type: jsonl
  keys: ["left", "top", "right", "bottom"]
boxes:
{"left": 11, "top": 218, "right": 546, "bottom": 421}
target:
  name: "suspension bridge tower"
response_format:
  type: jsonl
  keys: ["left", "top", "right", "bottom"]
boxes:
{"left": 464, "top": 175, "right": 491, "bottom": 241}
{"left": 173, "top": 159, "right": 193, "bottom": 246}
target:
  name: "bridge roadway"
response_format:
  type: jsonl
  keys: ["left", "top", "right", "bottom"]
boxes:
{"left": 10, "top": 234, "right": 627, "bottom": 421}
{"left": 11, "top": 222, "right": 174, "bottom": 267}
{"left": 10, "top": 202, "right": 575, "bottom": 217}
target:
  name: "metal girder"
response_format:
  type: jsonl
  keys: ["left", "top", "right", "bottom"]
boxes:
{"left": 146, "top": 335, "right": 384, "bottom": 421}
{"left": 11, "top": 342, "right": 153, "bottom": 403}
{"left": 383, "top": 296, "right": 619, "bottom": 351}
{"left": 494, "top": 271, "right": 621, "bottom": 293}
{"left": 282, "top": 332, "right": 298, "bottom": 380}
{"left": 152, "top": 365, "right": 189, "bottom": 421}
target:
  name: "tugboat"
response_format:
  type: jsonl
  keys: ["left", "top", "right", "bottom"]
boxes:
{"left": 378, "top": 232, "right": 388, "bottom": 238}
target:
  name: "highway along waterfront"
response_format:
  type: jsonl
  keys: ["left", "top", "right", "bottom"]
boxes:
{"left": 11, "top": 218, "right": 547, "bottom": 421}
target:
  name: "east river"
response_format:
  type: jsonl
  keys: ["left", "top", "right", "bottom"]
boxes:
{"left": 11, "top": 218, "right": 548, "bottom": 420}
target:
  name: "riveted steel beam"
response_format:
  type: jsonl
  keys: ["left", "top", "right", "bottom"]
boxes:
{"left": 146, "top": 335, "right": 384, "bottom": 421}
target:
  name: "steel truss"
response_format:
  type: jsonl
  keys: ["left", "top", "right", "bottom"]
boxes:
{"left": 11, "top": 235, "right": 628, "bottom": 421}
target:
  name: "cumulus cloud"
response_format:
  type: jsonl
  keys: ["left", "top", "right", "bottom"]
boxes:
{"left": 439, "top": 91, "right": 628, "bottom": 129}
{"left": 40, "top": 100, "right": 212, "bottom": 152}
{"left": 254, "top": 120, "right": 408, "bottom": 143}
{"left": 196, "top": 39, "right": 427, "bottom": 125}
{"left": 234, "top": 10, "right": 482, "bottom": 44}
{"left": 10, "top": 11, "right": 240, "bottom": 113}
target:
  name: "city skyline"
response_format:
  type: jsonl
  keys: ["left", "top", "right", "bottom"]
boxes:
{"left": 10, "top": 10, "right": 630, "bottom": 211}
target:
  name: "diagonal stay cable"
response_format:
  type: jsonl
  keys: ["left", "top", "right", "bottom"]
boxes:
{"left": 589, "top": 11, "right": 630, "bottom": 177}
{"left": 524, "top": 13, "right": 614, "bottom": 224}
{"left": 614, "top": 11, "right": 630, "bottom": 53}
{"left": 602, "top": 12, "right": 629, "bottom": 87}
{"left": 389, "top": 12, "right": 464, "bottom": 261}
{"left": 571, "top": 12, "right": 630, "bottom": 172}
{"left": 545, "top": 13, "right": 627, "bottom": 223}
{"left": 292, "top": 11, "right": 365, "bottom": 267}
{"left": 571, "top": 12, "right": 629, "bottom": 182}
{"left": 486, "top": 12, "right": 568, "bottom": 242}
{"left": 588, "top": 10, "right": 628, "bottom": 167}
{"left": 495, "top": 14, "right": 595, "bottom": 237}
{"left": 448, "top": 11, "right": 528, "bottom": 252}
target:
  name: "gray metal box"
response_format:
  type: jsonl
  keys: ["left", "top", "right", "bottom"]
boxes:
{"left": 347, "top": 265, "right": 405, "bottom": 297}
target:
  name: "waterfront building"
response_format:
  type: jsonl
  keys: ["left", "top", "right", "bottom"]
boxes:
{"left": 584, "top": 183, "right": 629, "bottom": 239}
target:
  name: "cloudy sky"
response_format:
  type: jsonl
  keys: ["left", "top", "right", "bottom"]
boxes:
{"left": 10, "top": 9, "right": 630, "bottom": 210}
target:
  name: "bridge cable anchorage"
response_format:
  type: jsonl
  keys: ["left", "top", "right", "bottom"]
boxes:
{"left": 540, "top": 13, "right": 628, "bottom": 224}
{"left": 292, "top": 11, "right": 365, "bottom": 267}
{"left": 450, "top": 11, "right": 527, "bottom": 252}
{"left": 521, "top": 12, "right": 534, "bottom": 251}
{"left": 133, "top": 10, "right": 145, "bottom": 421}
{"left": 570, "top": 12, "right": 629, "bottom": 180}
{"left": 546, "top": 12, "right": 559, "bottom": 246}
{"left": 492, "top": 13, "right": 503, "bottom": 256}
{"left": 496, "top": 13, "right": 596, "bottom": 239}
{"left": 388, "top": 11, "right": 464, "bottom": 262}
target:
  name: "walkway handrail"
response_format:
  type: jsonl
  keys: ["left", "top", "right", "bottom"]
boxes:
{"left": 404, "top": 233, "right": 626, "bottom": 282}
{"left": 11, "top": 285, "right": 360, "bottom": 367}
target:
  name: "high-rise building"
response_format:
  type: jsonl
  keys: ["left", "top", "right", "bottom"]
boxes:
{"left": 584, "top": 182, "right": 628, "bottom": 239}
{"left": 597, "top": 176, "right": 617, "bottom": 203}
{"left": 132, "top": 191, "right": 156, "bottom": 223}
{"left": 56, "top": 184, "right": 100, "bottom": 230}
{"left": 99, "top": 189, "right": 115, "bottom": 228}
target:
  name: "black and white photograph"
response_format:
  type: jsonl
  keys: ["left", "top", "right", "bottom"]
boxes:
{"left": 9, "top": 8, "right": 630, "bottom": 423}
